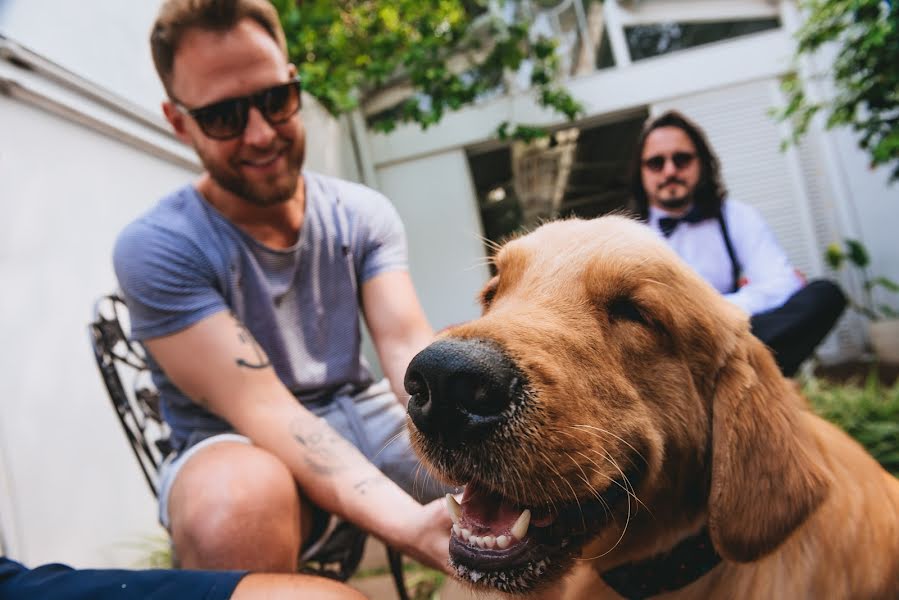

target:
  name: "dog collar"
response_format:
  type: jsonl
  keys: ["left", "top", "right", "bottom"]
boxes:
{"left": 600, "top": 528, "right": 721, "bottom": 599}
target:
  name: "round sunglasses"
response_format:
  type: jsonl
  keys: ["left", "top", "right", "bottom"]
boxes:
{"left": 642, "top": 151, "right": 696, "bottom": 173}
{"left": 174, "top": 77, "right": 302, "bottom": 140}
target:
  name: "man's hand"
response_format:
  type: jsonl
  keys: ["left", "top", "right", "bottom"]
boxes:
{"left": 391, "top": 496, "right": 452, "bottom": 574}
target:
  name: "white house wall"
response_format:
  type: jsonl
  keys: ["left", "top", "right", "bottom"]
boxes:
{"left": 828, "top": 127, "right": 899, "bottom": 314}
{"left": 0, "top": 92, "right": 196, "bottom": 569}
{"left": 0, "top": 0, "right": 167, "bottom": 114}
{"left": 376, "top": 150, "right": 492, "bottom": 331}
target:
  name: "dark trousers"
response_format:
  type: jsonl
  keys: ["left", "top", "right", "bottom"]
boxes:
{"left": 0, "top": 557, "right": 246, "bottom": 600}
{"left": 750, "top": 280, "right": 847, "bottom": 377}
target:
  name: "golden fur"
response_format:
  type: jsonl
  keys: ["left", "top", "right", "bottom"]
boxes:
{"left": 411, "top": 216, "right": 899, "bottom": 599}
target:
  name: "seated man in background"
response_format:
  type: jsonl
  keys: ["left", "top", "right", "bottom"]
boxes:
{"left": 113, "top": 0, "right": 450, "bottom": 576}
{"left": 629, "top": 110, "right": 846, "bottom": 376}
{"left": 0, "top": 556, "right": 362, "bottom": 599}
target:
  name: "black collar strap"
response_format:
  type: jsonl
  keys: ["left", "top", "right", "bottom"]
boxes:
{"left": 600, "top": 528, "right": 721, "bottom": 599}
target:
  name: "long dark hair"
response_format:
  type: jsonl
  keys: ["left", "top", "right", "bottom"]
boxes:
{"left": 628, "top": 110, "right": 727, "bottom": 221}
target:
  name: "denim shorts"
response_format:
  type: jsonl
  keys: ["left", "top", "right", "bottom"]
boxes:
{"left": 157, "top": 379, "right": 448, "bottom": 567}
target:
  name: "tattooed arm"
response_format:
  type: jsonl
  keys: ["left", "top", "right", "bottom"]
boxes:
{"left": 144, "top": 311, "right": 450, "bottom": 571}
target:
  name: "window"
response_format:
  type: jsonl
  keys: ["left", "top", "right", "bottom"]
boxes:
{"left": 625, "top": 18, "right": 780, "bottom": 62}
{"left": 467, "top": 111, "right": 648, "bottom": 259}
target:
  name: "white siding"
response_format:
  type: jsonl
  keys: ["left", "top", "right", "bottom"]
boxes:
{"left": 376, "top": 151, "right": 491, "bottom": 331}
{"left": 0, "top": 93, "right": 194, "bottom": 568}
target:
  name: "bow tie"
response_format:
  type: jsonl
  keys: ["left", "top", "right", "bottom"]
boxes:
{"left": 657, "top": 206, "right": 708, "bottom": 237}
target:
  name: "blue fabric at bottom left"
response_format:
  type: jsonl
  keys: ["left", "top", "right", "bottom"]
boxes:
{"left": 0, "top": 557, "right": 248, "bottom": 600}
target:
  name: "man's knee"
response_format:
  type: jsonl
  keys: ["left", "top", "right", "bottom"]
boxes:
{"left": 168, "top": 442, "right": 303, "bottom": 569}
{"left": 805, "top": 279, "right": 847, "bottom": 314}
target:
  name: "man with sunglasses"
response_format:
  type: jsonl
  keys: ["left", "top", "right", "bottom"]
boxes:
{"left": 629, "top": 110, "right": 846, "bottom": 377}
{"left": 113, "top": 0, "right": 452, "bottom": 578}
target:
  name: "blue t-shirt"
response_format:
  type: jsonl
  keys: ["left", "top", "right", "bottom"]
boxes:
{"left": 113, "top": 171, "right": 408, "bottom": 450}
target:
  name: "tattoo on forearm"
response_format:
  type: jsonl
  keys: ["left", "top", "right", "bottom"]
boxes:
{"left": 353, "top": 476, "right": 386, "bottom": 495}
{"left": 230, "top": 314, "right": 271, "bottom": 369}
{"left": 290, "top": 418, "right": 354, "bottom": 475}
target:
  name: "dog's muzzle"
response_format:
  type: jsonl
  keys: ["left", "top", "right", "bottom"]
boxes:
{"left": 404, "top": 338, "right": 522, "bottom": 448}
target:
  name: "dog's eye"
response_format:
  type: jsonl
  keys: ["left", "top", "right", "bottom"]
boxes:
{"left": 480, "top": 277, "right": 499, "bottom": 308}
{"left": 609, "top": 297, "right": 647, "bottom": 325}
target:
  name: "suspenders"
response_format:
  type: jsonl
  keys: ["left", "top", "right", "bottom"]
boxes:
{"left": 716, "top": 212, "right": 742, "bottom": 294}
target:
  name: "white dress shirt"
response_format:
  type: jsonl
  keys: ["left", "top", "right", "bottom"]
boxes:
{"left": 648, "top": 199, "right": 803, "bottom": 316}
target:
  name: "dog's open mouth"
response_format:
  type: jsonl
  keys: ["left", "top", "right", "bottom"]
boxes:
{"left": 445, "top": 480, "right": 614, "bottom": 594}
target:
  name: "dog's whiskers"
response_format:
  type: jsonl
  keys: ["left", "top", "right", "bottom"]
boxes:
{"left": 590, "top": 447, "right": 651, "bottom": 515}
{"left": 373, "top": 430, "right": 405, "bottom": 462}
{"left": 573, "top": 449, "right": 644, "bottom": 511}
{"left": 564, "top": 451, "right": 597, "bottom": 531}
{"left": 577, "top": 450, "right": 635, "bottom": 561}
{"left": 569, "top": 424, "right": 649, "bottom": 466}
{"left": 536, "top": 449, "right": 569, "bottom": 515}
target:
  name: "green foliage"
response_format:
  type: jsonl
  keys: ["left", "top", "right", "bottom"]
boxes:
{"left": 805, "top": 373, "right": 899, "bottom": 476}
{"left": 351, "top": 560, "right": 445, "bottom": 600}
{"left": 127, "top": 534, "right": 174, "bottom": 569}
{"left": 270, "top": 0, "right": 584, "bottom": 138}
{"left": 826, "top": 238, "right": 899, "bottom": 319}
{"left": 776, "top": 0, "right": 899, "bottom": 182}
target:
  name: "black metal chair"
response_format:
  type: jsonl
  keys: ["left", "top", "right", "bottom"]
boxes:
{"left": 88, "top": 293, "right": 410, "bottom": 599}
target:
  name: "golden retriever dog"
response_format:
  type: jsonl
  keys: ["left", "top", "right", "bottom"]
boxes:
{"left": 404, "top": 216, "right": 899, "bottom": 599}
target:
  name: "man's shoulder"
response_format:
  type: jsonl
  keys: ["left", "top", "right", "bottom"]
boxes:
{"left": 119, "top": 185, "right": 206, "bottom": 237}
{"left": 723, "top": 198, "right": 760, "bottom": 219}
{"left": 114, "top": 186, "right": 213, "bottom": 263}
{"left": 305, "top": 170, "right": 390, "bottom": 211}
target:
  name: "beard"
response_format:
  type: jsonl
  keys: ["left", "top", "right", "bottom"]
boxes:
{"left": 658, "top": 196, "right": 691, "bottom": 211}
{"left": 198, "top": 137, "right": 305, "bottom": 207}
{"left": 652, "top": 177, "right": 694, "bottom": 212}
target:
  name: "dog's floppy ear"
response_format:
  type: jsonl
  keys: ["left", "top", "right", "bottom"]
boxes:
{"left": 708, "top": 333, "right": 830, "bottom": 562}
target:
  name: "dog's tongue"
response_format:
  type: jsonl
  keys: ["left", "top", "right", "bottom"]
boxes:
{"left": 461, "top": 483, "right": 522, "bottom": 530}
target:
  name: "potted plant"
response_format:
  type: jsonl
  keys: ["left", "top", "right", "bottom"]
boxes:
{"left": 826, "top": 239, "right": 899, "bottom": 364}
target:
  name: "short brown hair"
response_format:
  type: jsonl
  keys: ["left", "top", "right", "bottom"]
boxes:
{"left": 151, "top": 0, "right": 288, "bottom": 96}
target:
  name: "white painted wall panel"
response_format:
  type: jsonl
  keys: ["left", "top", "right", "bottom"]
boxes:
{"left": 376, "top": 151, "right": 490, "bottom": 332}
{"left": 0, "top": 94, "right": 197, "bottom": 568}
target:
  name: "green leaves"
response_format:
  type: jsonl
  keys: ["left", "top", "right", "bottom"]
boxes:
{"left": 272, "top": 0, "right": 583, "bottom": 139}
{"left": 826, "top": 238, "right": 899, "bottom": 320}
{"left": 776, "top": 0, "right": 899, "bottom": 182}
{"left": 846, "top": 239, "right": 871, "bottom": 268}
{"left": 806, "top": 372, "right": 899, "bottom": 477}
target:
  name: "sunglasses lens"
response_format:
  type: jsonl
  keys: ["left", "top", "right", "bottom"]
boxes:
{"left": 672, "top": 152, "right": 695, "bottom": 169}
{"left": 194, "top": 99, "right": 248, "bottom": 139}
{"left": 644, "top": 156, "right": 665, "bottom": 172}
{"left": 260, "top": 80, "right": 302, "bottom": 124}
{"left": 185, "top": 79, "right": 301, "bottom": 139}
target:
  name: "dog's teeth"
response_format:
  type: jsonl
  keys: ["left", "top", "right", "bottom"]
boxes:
{"left": 461, "top": 528, "right": 472, "bottom": 541}
{"left": 475, "top": 535, "right": 486, "bottom": 548}
{"left": 511, "top": 509, "right": 531, "bottom": 540}
{"left": 445, "top": 494, "right": 462, "bottom": 524}
{"left": 496, "top": 535, "right": 510, "bottom": 549}
{"left": 483, "top": 535, "right": 496, "bottom": 549}
{"left": 452, "top": 523, "right": 461, "bottom": 537}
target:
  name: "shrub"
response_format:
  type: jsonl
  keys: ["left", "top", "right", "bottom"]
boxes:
{"left": 805, "top": 372, "right": 899, "bottom": 476}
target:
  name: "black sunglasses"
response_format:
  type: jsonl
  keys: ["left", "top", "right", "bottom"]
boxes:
{"left": 174, "top": 77, "right": 302, "bottom": 140}
{"left": 642, "top": 151, "right": 696, "bottom": 173}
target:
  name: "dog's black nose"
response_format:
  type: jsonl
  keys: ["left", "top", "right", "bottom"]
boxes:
{"left": 404, "top": 338, "right": 520, "bottom": 447}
